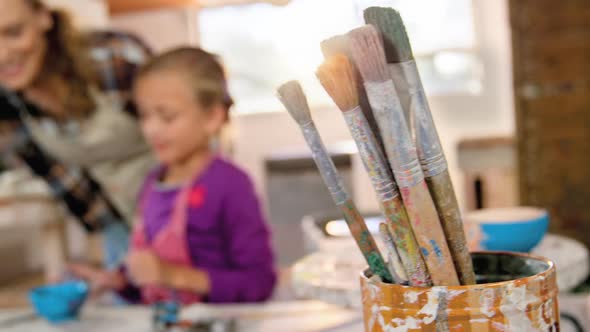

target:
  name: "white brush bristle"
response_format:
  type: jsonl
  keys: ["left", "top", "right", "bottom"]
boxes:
{"left": 321, "top": 35, "right": 351, "bottom": 59}
{"left": 276, "top": 81, "right": 312, "bottom": 125}
{"left": 348, "top": 25, "right": 389, "bottom": 83}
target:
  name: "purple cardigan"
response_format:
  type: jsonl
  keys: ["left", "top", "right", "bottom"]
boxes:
{"left": 120, "top": 157, "right": 276, "bottom": 303}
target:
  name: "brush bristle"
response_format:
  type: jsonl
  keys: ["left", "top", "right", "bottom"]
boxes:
{"left": 348, "top": 25, "right": 389, "bottom": 83}
{"left": 316, "top": 55, "right": 359, "bottom": 111}
{"left": 321, "top": 35, "right": 351, "bottom": 59}
{"left": 364, "top": 7, "right": 414, "bottom": 63}
{"left": 276, "top": 81, "right": 312, "bottom": 125}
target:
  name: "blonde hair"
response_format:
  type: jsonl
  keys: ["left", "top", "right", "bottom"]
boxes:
{"left": 136, "top": 47, "right": 233, "bottom": 118}
{"left": 26, "top": 0, "right": 96, "bottom": 117}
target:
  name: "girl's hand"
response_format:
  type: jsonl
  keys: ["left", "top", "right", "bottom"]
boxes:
{"left": 67, "top": 262, "right": 126, "bottom": 298}
{"left": 128, "top": 250, "right": 211, "bottom": 294}
{"left": 127, "top": 250, "right": 166, "bottom": 286}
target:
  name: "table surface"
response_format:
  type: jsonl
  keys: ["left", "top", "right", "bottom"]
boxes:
{"left": 0, "top": 297, "right": 587, "bottom": 332}
{"left": 0, "top": 301, "right": 364, "bottom": 332}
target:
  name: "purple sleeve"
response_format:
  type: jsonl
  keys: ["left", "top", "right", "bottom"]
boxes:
{"left": 203, "top": 174, "right": 277, "bottom": 303}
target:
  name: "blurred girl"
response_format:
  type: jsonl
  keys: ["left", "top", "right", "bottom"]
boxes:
{"left": 73, "top": 47, "right": 276, "bottom": 304}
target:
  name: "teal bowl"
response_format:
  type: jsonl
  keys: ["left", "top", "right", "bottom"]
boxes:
{"left": 465, "top": 207, "right": 549, "bottom": 252}
{"left": 29, "top": 281, "right": 89, "bottom": 323}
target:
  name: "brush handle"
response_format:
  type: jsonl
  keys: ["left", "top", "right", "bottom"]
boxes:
{"left": 389, "top": 61, "right": 446, "bottom": 177}
{"left": 426, "top": 171, "right": 476, "bottom": 285}
{"left": 342, "top": 107, "right": 399, "bottom": 199}
{"left": 402, "top": 182, "right": 460, "bottom": 286}
{"left": 389, "top": 60, "right": 475, "bottom": 285}
{"left": 300, "top": 122, "right": 348, "bottom": 205}
{"left": 297, "top": 122, "right": 392, "bottom": 283}
{"left": 400, "top": 183, "right": 460, "bottom": 286}
{"left": 342, "top": 106, "right": 430, "bottom": 286}
{"left": 378, "top": 222, "right": 408, "bottom": 284}
{"left": 364, "top": 80, "right": 423, "bottom": 188}
{"left": 380, "top": 196, "right": 432, "bottom": 287}
{"left": 363, "top": 79, "right": 459, "bottom": 286}
{"left": 337, "top": 199, "right": 392, "bottom": 283}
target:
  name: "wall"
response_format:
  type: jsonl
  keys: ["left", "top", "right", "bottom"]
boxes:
{"left": 44, "top": 0, "right": 109, "bottom": 29}
{"left": 110, "top": 7, "right": 199, "bottom": 52}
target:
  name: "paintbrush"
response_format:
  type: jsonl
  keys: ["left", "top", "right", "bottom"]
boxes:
{"left": 348, "top": 25, "right": 460, "bottom": 286}
{"left": 320, "top": 35, "right": 385, "bottom": 158}
{"left": 378, "top": 223, "right": 408, "bottom": 285}
{"left": 316, "top": 55, "right": 430, "bottom": 287}
{"left": 365, "top": 7, "right": 476, "bottom": 285}
{"left": 277, "top": 81, "right": 393, "bottom": 283}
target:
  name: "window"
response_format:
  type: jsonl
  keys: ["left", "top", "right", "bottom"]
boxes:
{"left": 199, "top": 0, "right": 481, "bottom": 114}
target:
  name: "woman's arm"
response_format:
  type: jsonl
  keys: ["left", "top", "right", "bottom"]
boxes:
{"left": 25, "top": 102, "right": 150, "bottom": 167}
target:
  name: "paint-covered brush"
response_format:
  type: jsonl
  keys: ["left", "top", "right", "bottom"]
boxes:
{"left": 320, "top": 35, "right": 385, "bottom": 158}
{"left": 316, "top": 55, "right": 430, "bottom": 287}
{"left": 378, "top": 223, "right": 408, "bottom": 285}
{"left": 365, "top": 7, "right": 476, "bottom": 285}
{"left": 348, "top": 25, "right": 460, "bottom": 286}
{"left": 277, "top": 81, "right": 393, "bottom": 283}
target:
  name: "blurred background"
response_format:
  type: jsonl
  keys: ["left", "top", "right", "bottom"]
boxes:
{"left": 0, "top": 0, "right": 515, "bottom": 274}
{"left": 0, "top": 0, "right": 588, "bottom": 330}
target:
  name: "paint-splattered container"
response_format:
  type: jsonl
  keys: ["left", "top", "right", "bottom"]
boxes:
{"left": 361, "top": 251, "right": 559, "bottom": 331}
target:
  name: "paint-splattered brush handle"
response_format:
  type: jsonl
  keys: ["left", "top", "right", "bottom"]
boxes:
{"left": 342, "top": 106, "right": 397, "bottom": 199}
{"left": 337, "top": 199, "right": 392, "bottom": 283}
{"left": 389, "top": 61, "right": 446, "bottom": 177}
{"left": 297, "top": 121, "right": 393, "bottom": 283}
{"left": 364, "top": 81, "right": 423, "bottom": 189}
{"left": 380, "top": 196, "right": 431, "bottom": 287}
{"left": 426, "top": 171, "right": 475, "bottom": 285}
{"left": 378, "top": 222, "right": 408, "bottom": 284}
{"left": 364, "top": 80, "right": 459, "bottom": 286}
{"left": 400, "top": 183, "right": 460, "bottom": 286}
{"left": 342, "top": 106, "right": 430, "bottom": 286}
{"left": 390, "top": 61, "right": 475, "bottom": 285}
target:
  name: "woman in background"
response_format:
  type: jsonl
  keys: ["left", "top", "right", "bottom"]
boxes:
{"left": 0, "top": 0, "right": 155, "bottom": 269}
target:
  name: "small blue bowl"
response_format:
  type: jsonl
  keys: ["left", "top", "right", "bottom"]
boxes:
{"left": 465, "top": 207, "right": 549, "bottom": 252}
{"left": 29, "top": 281, "right": 89, "bottom": 323}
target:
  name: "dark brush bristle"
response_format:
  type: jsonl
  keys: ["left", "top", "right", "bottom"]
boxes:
{"left": 364, "top": 7, "right": 414, "bottom": 63}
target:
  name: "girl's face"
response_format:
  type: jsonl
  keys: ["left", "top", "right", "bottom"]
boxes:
{"left": 135, "top": 70, "right": 225, "bottom": 166}
{"left": 0, "top": 0, "right": 52, "bottom": 90}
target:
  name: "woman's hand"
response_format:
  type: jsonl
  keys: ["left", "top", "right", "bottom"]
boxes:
{"left": 127, "top": 250, "right": 166, "bottom": 286}
{"left": 68, "top": 262, "right": 126, "bottom": 298}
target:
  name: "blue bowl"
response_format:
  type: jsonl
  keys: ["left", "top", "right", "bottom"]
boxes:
{"left": 465, "top": 207, "right": 549, "bottom": 252}
{"left": 29, "top": 281, "right": 89, "bottom": 323}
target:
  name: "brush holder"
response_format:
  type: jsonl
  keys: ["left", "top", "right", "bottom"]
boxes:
{"left": 361, "top": 251, "right": 559, "bottom": 331}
